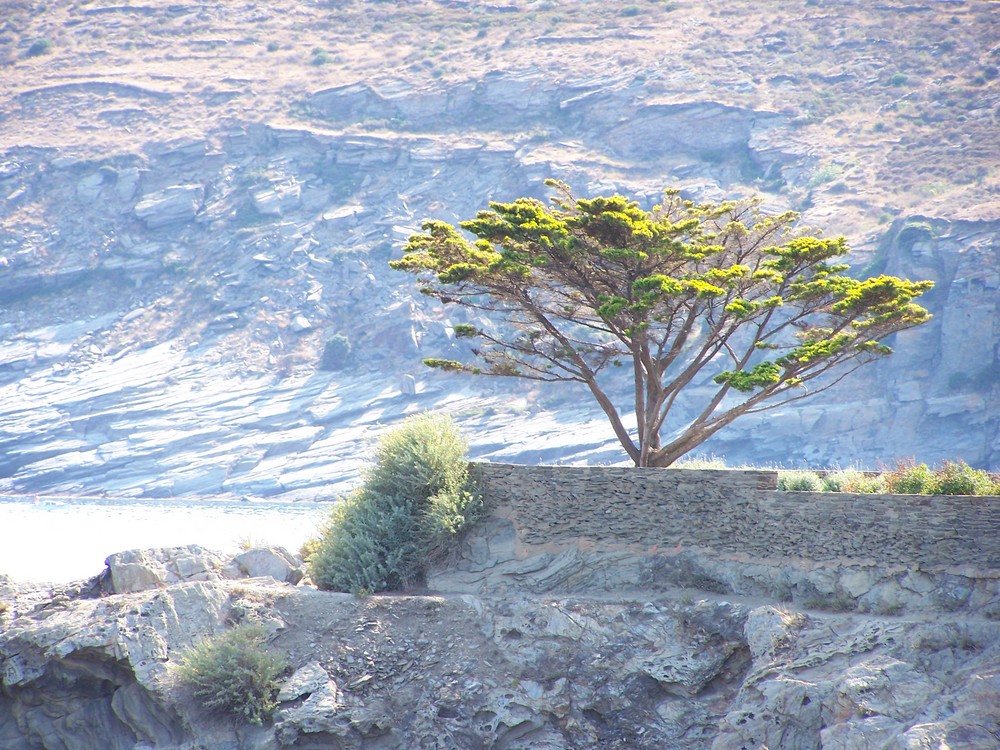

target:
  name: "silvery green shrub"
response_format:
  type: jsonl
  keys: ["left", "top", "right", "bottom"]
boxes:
{"left": 310, "top": 413, "right": 483, "bottom": 594}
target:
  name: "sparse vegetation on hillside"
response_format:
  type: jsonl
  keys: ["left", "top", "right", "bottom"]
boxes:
{"left": 309, "top": 413, "right": 483, "bottom": 594}
{"left": 1, "top": 0, "right": 996, "bottom": 219}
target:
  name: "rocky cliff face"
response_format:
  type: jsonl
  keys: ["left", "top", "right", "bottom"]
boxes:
{"left": 1, "top": 0, "right": 999, "bottom": 499}
{"left": 2, "top": 540, "right": 997, "bottom": 749}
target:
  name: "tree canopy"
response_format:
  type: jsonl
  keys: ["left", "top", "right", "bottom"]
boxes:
{"left": 390, "top": 182, "right": 933, "bottom": 467}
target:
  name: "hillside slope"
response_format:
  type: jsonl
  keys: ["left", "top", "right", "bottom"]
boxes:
{"left": 1, "top": 0, "right": 999, "bottom": 496}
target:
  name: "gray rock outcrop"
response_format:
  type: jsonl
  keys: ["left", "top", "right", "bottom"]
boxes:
{"left": 0, "top": 578, "right": 229, "bottom": 750}
{"left": 106, "top": 545, "right": 229, "bottom": 593}
{"left": 1, "top": 548, "right": 996, "bottom": 749}
{"left": 133, "top": 184, "right": 204, "bottom": 228}
{"left": 222, "top": 546, "right": 305, "bottom": 585}
{"left": 103, "top": 544, "right": 304, "bottom": 594}
{"left": 0, "top": 114, "right": 996, "bottom": 503}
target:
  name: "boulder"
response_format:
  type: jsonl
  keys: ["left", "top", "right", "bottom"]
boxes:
{"left": 104, "top": 545, "right": 306, "bottom": 593}
{"left": 274, "top": 675, "right": 393, "bottom": 748}
{"left": 114, "top": 167, "right": 141, "bottom": 202}
{"left": 105, "top": 545, "right": 228, "bottom": 593}
{"left": 278, "top": 661, "right": 330, "bottom": 703}
{"left": 290, "top": 314, "right": 312, "bottom": 333}
{"left": 221, "top": 546, "right": 304, "bottom": 585}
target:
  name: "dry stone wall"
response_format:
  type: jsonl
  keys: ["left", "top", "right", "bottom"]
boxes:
{"left": 472, "top": 463, "right": 1000, "bottom": 570}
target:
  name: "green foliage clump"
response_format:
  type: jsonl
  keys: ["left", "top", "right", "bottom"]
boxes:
{"left": 777, "top": 470, "right": 823, "bottom": 492}
{"left": 175, "top": 624, "right": 287, "bottom": 725}
{"left": 309, "top": 413, "right": 483, "bottom": 594}
{"left": 822, "top": 468, "right": 885, "bottom": 493}
{"left": 298, "top": 535, "right": 322, "bottom": 563}
{"left": 883, "top": 460, "right": 936, "bottom": 494}
{"left": 806, "top": 162, "right": 845, "bottom": 190}
{"left": 26, "top": 39, "right": 53, "bottom": 57}
{"left": 930, "top": 460, "right": 997, "bottom": 495}
{"left": 843, "top": 473, "right": 887, "bottom": 494}
{"left": 824, "top": 460, "right": 998, "bottom": 495}
{"left": 319, "top": 334, "right": 352, "bottom": 371}
{"left": 310, "top": 491, "right": 418, "bottom": 594}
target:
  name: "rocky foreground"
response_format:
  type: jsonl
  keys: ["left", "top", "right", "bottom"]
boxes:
{"left": 1, "top": 541, "right": 997, "bottom": 749}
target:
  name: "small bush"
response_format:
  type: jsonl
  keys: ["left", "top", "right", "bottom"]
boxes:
{"left": 236, "top": 536, "right": 268, "bottom": 551}
{"left": 309, "top": 489, "right": 423, "bottom": 594}
{"left": 844, "top": 473, "right": 887, "bottom": 494}
{"left": 882, "top": 460, "right": 935, "bottom": 494}
{"left": 822, "top": 468, "right": 860, "bottom": 492}
{"left": 807, "top": 162, "right": 844, "bottom": 190}
{"left": 799, "top": 592, "right": 856, "bottom": 612}
{"left": 309, "top": 413, "right": 483, "bottom": 594}
{"left": 26, "top": 38, "right": 53, "bottom": 57}
{"left": 777, "top": 470, "right": 823, "bottom": 492}
{"left": 822, "top": 468, "right": 888, "bottom": 493}
{"left": 930, "top": 460, "right": 995, "bottom": 495}
{"left": 948, "top": 372, "right": 972, "bottom": 390}
{"left": 363, "top": 412, "right": 471, "bottom": 501}
{"left": 319, "top": 334, "right": 352, "bottom": 371}
{"left": 423, "top": 481, "right": 483, "bottom": 557}
{"left": 175, "top": 624, "right": 287, "bottom": 725}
